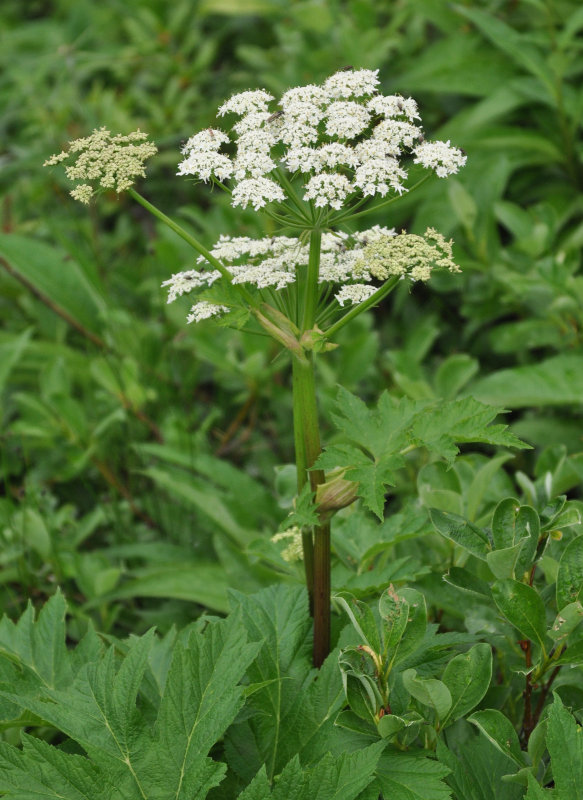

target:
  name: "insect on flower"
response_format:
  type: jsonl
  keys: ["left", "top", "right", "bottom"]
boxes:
{"left": 267, "top": 110, "right": 284, "bottom": 123}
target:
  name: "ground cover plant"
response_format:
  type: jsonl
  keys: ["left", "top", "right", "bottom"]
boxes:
{"left": 1, "top": 1, "right": 583, "bottom": 798}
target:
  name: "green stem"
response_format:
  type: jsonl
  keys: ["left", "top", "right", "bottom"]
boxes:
{"left": 292, "top": 353, "right": 330, "bottom": 666}
{"left": 330, "top": 174, "right": 431, "bottom": 226}
{"left": 301, "top": 229, "right": 322, "bottom": 332}
{"left": 325, "top": 276, "right": 400, "bottom": 339}
{"left": 293, "top": 227, "right": 330, "bottom": 666}
{"left": 128, "top": 188, "right": 256, "bottom": 306}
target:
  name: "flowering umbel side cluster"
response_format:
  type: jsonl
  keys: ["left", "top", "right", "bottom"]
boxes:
{"left": 162, "top": 226, "right": 459, "bottom": 323}
{"left": 43, "top": 128, "right": 157, "bottom": 203}
{"left": 178, "top": 68, "right": 466, "bottom": 211}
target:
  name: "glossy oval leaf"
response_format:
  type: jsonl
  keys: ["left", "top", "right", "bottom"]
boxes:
{"left": 491, "top": 580, "right": 547, "bottom": 653}
{"left": 557, "top": 535, "right": 583, "bottom": 611}
{"left": 441, "top": 643, "right": 492, "bottom": 726}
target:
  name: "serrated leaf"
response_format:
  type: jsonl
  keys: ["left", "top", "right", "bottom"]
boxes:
{"left": 0, "top": 734, "right": 110, "bottom": 800}
{"left": 491, "top": 580, "right": 548, "bottom": 654}
{"left": 376, "top": 750, "right": 452, "bottom": 800}
{"left": 441, "top": 644, "right": 492, "bottom": 725}
{"left": 0, "top": 590, "right": 72, "bottom": 691}
{"left": 226, "top": 585, "right": 345, "bottom": 782}
{"left": 283, "top": 484, "right": 320, "bottom": 529}
{"left": 410, "top": 397, "right": 527, "bottom": 464}
{"left": 437, "top": 736, "right": 523, "bottom": 800}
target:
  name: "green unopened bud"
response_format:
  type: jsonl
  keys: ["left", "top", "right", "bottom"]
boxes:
{"left": 316, "top": 469, "right": 359, "bottom": 515}
{"left": 300, "top": 326, "right": 338, "bottom": 353}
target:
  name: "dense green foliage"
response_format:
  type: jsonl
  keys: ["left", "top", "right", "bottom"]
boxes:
{"left": 1, "top": 0, "right": 583, "bottom": 797}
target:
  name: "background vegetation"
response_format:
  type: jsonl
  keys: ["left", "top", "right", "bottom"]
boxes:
{"left": 0, "top": 0, "right": 582, "bottom": 797}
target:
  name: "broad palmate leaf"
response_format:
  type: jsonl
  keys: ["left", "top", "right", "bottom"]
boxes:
{"left": 315, "top": 387, "right": 527, "bottom": 518}
{"left": 0, "top": 598, "right": 259, "bottom": 800}
{"left": 238, "top": 744, "right": 384, "bottom": 800}
{"left": 225, "top": 585, "right": 346, "bottom": 783}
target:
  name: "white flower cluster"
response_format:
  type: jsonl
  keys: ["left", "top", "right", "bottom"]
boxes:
{"left": 44, "top": 128, "right": 157, "bottom": 203}
{"left": 271, "top": 527, "right": 303, "bottom": 563}
{"left": 162, "top": 225, "right": 460, "bottom": 323}
{"left": 178, "top": 68, "right": 466, "bottom": 211}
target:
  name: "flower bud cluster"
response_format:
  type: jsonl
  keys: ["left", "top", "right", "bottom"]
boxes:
{"left": 44, "top": 128, "right": 157, "bottom": 203}
{"left": 162, "top": 226, "right": 459, "bottom": 323}
{"left": 178, "top": 68, "right": 466, "bottom": 212}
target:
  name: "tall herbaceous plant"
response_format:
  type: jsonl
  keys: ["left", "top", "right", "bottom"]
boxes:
{"left": 45, "top": 68, "right": 468, "bottom": 666}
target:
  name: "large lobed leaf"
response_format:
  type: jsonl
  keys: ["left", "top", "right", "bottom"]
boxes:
{"left": 0, "top": 595, "right": 259, "bottom": 800}
{"left": 315, "top": 388, "right": 527, "bottom": 519}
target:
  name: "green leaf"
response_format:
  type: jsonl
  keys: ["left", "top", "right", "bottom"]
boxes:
{"left": 0, "top": 734, "right": 109, "bottom": 800}
{"left": 441, "top": 644, "right": 492, "bottom": 725}
{"left": 284, "top": 484, "right": 320, "bottom": 529}
{"left": 549, "top": 602, "right": 583, "bottom": 642}
{"left": 429, "top": 509, "right": 491, "bottom": 559}
{"left": 411, "top": 396, "right": 527, "bottom": 464}
{"left": 376, "top": 750, "right": 452, "bottom": 800}
{"left": 468, "top": 709, "right": 523, "bottom": 767}
{"left": 335, "top": 594, "right": 381, "bottom": 654}
{"left": 84, "top": 563, "right": 230, "bottom": 614}
{"left": 226, "top": 586, "right": 344, "bottom": 782}
{"left": 470, "top": 355, "right": 583, "bottom": 408}
{"left": 491, "top": 580, "right": 547, "bottom": 654}
{"left": 466, "top": 454, "right": 515, "bottom": 523}
{"left": 437, "top": 736, "right": 524, "bottom": 800}
{"left": 557, "top": 536, "right": 583, "bottom": 610}
{"left": 525, "top": 773, "right": 549, "bottom": 799}
{"left": 0, "top": 590, "right": 73, "bottom": 691}
{"left": 0, "top": 600, "right": 259, "bottom": 800}
{"left": 443, "top": 567, "right": 491, "bottom": 598}
{"left": 546, "top": 693, "right": 583, "bottom": 799}
{"left": 434, "top": 354, "right": 479, "bottom": 400}
{"left": 0, "top": 234, "right": 106, "bottom": 339}
{"left": 453, "top": 5, "right": 556, "bottom": 97}
{"left": 402, "top": 669, "right": 452, "bottom": 721}
{"left": 388, "top": 588, "right": 428, "bottom": 667}
{"left": 139, "top": 467, "right": 255, "bottom": 546}
{"left": 0, "top": 329, "right": 32, "bottom": 395}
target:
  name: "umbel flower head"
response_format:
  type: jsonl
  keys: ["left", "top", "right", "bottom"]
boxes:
{"left": 162, "top": 226, "right": 459, "bottom": 324}
{"left": 178, "top": 68, "right": 466, "bottom": 212}
{"left": 44, "top": 128, "right": 157, "bottom": 203}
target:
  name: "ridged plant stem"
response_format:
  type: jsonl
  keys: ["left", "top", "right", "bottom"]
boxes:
{"left": 292, "top": 228, "right": 330, "bottom": 667}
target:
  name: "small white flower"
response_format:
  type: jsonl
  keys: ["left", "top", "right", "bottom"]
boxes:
{"left": 232, "top": 112, "right": 272, "bottom": 135}
{"left": 231, "top": 260, "right": 296, "bottom": 290}
{"left": 413, "top": 140, "right": 467, "bottom": 177}
{"left": 186, "top": 301, "right": 229, "bottom": 323}
{"left": 231, "top": 177, "right": 286, "bottom": 210}
{"left": 161, "top": 269, "right": 221, "bottom": 303}
{"left": 181, "top": 129, "right": 229, "bottom": 153}
{"left": 373, "top": 119, "right": 422, "bottom": 149}
{"left": 280, "top": 85, "right": 328, "bottom": 108}
{"left": 335, "top": 284, "right": 377, "bottom": 306}
{"left": 303, "top": 173, "right": 353, "bottom": 210}
{"left": 280, "top": 121, "right": 319, "bottom": 146}
{"left": 323, "top": 68, "right": 380, "bottom": 99}
{"left": 284, "top": 146, "right": 322, "bottom": 173}
{"left": 233, "top": 147, "right": 277, "bottom": 180}
{"left": 367, "top": 95, "right": 420, "bottom": 121}
{"left": 317, "top": 143, "right": 359, "bottom": 170}
{"left": 353, "top": 158, "right": 408, "bottom": 197}
{"left": 325, "top": 101, "right": 371, "bottom": 139}
{"left": 177, "top": 150, "right": 234, "bottom": 182}
{"left": 218, "top": 89, "right": 274, "bottom": 116}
